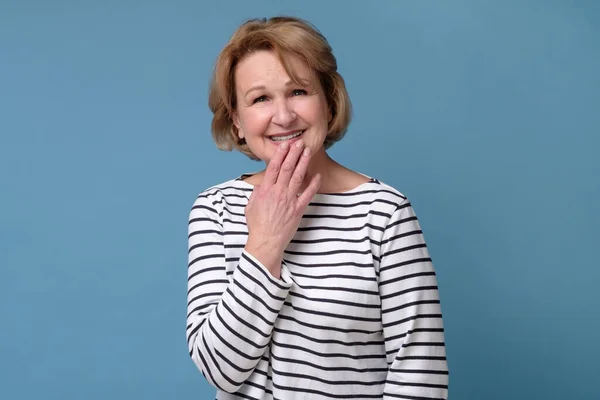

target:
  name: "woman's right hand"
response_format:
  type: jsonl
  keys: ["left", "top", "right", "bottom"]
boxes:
{"left": 244, "top": 140, "right": 321, "bottom": 278}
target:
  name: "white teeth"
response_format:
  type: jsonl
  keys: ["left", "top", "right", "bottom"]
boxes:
{"left": 271, "top": 131, "right": 304, "bottom": 141}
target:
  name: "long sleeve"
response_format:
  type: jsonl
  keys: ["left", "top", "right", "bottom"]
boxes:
{"left": 378, "top": 198, "right": 449, "bottom": 399}
{"left": 186, "top": 192, "right": 293, "bottom": 393}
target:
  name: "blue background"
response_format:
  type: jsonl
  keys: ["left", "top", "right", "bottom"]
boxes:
{"left": 1, "top": 1, "right": 598, "bottom": 399}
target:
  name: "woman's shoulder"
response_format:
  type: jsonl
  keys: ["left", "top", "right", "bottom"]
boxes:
{"left": 191, "top": 175, "right": 252, "bottom": 207}
{"left": 333, "top": 171, "right": 408, "bottom": 203}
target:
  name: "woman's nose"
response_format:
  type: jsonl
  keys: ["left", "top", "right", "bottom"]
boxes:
{"left": 272, "top": 99, "right": 296, "bottom": 126}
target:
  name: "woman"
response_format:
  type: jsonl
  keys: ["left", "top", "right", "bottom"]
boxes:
{"left": 187, "top": 16, "right": 448, "bottom": 399}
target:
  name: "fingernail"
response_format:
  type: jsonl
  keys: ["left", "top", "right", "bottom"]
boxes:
{"left": 280, "top": 142, "right": 289, "bottom": 150}
{"left": 295, "top": 140, "right": 303, "bottom": 148}
{"left": 303, "top": 147, "right": 311, "bottom": 157}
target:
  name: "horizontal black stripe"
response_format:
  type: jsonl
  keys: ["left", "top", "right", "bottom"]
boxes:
{"left": 289, "top": 291, "right": 381, "bottom": 309}
{"left": 380, "top": 278, "right": 437, "bottom": 299}
{"left": 291, "top": 281, "right": 379, "bottom": 296}
{"left": 271, "top": 381, "right": 383, "bottom": 399}
{"left": 382, "top": 299, "right": 441, "bottom": 315}
{"left": 382, "top": 313, "right": 443, "bottom": 329}
{"left": 310, "top": 198, "right": 399, "bottom": 209}
{"left": 381, "top": 243, "right": 428, "bottom": 259}
{"left": 380, "top": 230, "right": 422, "bottom": 246}
{"left": 220, "top": 230, "right": 248, "bottom": 236}
{"left": 396, "top": 355, "right": 447, "bottom": 362}
{"left": 187, "top": 288, "right": 221, "bottom": 306}
{"left": 284, "top": 258, "right": 374, "bottom": 269}
{"left": 386, "top": 379, "right": 448, "bottom": 390}
{"left": 201, "top": 185, "right": 251, "bottom": 196}
{"left": 273, "top": 326, "right": 384, "bottom": 347}
{"left": 283, "top": 301, "right": 381, "bottom": 322}
{"left": 186, "top": 303, "right": 213, "bottom": 320}
{"left": 291, "top": 235, "right": 373, "bottom": 244}
{"left": 297, "top": 222, "right": 385, "bottom": 232}
{"left": 222, "top": 217, "right": 247, "bottom": 226}
{"left": 385, "top": 328, "right": 445, "bottom": 347}
{"left": 316, "top": 187, "right": 404, "bottom": 200}
{"left": 277, "top": 314, "right": 379, "bottom": 334}
{"left": 379, "top": 258, "right": 433, "bottom": 277}
{"left": 301, "top": 210, "right": 391, "bottom": 220}
{"left": 188, "top": 216, "right": 220, "bottom": 226}
{"left": 385, "top": 216, "right": 418, "bottom": 231}
{"left": 187, "top": 279, "right": 228, "bottom": 295}
{"left": 284, "top": 248, "right": 372, "bottom": 257}
{"left": 215, "top": 192, "right": 248, "bottom": 200}
{"left": 224, "top": 243, "right": 246, "bottom": 249}
{"left": 272, "top": 339, "right": 387, "bottom": 361}
{"left": 188, "top": 265, "right": 226, "bottom": 282}
{"left": 224, "top": 209, "right": 245, "bottom": 218}
{"left": 188, "top": 240, "right": 223, "bottom": 252}
{"left": 188, "top": 253, "right": 224, "bottom": 269}
{"left": 270, "top": 351, "right": 388, "bottom": 373}
{"left": 390, "top": 368, "right": 449, "bottom": 375}
{"left": 190, "top": 204, "right": 219, "bottom": 215}
{"left": 290, "top": 271, "right": 377, "bottom": 282}
{"left": 222, "top": 201, "right": 247, "bottom": 208}
{"left": 403, "top": 342, "right": 446, "bottom": 348}
{"left": 271, "top": 366, "right": 386, "bottom": 386}
{"left": 188, "top": 229, "right": 222, "bottom": 239}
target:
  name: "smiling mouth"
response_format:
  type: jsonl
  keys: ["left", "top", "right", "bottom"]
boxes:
{"left": 269, "top": 130, "right": 305, "bottom": 142}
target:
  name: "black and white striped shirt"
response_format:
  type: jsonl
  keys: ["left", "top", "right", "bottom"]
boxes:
{"left": 186, "top": 175, "right": 449, "bottom": 399}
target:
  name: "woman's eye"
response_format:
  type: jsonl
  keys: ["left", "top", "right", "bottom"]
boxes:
{"left": 253, "top": 95, "right": 267, "bottom": 104}
{"left": 292, "top": 89, "right": 307, "bottom": 96}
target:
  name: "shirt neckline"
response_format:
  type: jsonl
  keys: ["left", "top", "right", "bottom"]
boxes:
{"left": 234, "top": 172, "right": 379, "bottom": 196}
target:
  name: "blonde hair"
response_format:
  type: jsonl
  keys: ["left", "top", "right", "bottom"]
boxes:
{"left": 208, "top": 16, "right": 352, "bottom": 160}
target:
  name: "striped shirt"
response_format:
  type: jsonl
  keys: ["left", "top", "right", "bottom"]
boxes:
{"left": 186, "top": 175, "right": 449, "bottom": 399}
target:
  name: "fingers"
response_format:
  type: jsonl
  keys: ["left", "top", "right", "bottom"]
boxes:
{"left": 287, "top": 145, "right": 311, "bottom": 196}
{"left": 297, "top": 172, "right": 321, "bottom": 207}
{"left": 262, "top": 142, "right": 290, "bottom": 187}
{"left": 276, "top": 140, "right": 306, "bottom": 187}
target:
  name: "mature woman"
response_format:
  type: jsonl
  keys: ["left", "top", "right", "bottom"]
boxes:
{"left": 186, "top": 16, "right": 448, "bottom": 399}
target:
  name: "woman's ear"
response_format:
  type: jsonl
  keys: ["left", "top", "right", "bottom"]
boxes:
{"left": 232, "top": 112, "right": 243, "bottom": 139}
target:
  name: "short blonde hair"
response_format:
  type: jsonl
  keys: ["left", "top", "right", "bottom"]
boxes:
{"left": 208, "top": 16, "right": 352, "bottom": 160}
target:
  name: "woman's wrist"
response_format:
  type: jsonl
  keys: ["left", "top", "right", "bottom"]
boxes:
{"left": 244, "top": 238, "right": 284, "bottom": 279}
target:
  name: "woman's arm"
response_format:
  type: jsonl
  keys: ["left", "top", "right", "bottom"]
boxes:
{"left": 378, "top": 198, "right": 449, "bottom": 399}
{"left": 186, "top": 192, "right": 292, "bottom": 393}
{"left": 186, "top": 141, "right": 320, "bottom": 392}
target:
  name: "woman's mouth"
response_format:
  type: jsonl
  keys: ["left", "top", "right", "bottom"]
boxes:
{"left": 269, "top": 130, "right": 305, "bottom": 142}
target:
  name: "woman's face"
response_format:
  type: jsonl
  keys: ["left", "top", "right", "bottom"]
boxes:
{"left": 233, "top": 50, "right": 330, "bottom": 164}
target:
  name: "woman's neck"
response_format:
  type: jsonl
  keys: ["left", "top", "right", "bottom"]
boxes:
{"left": 300, "top": 147, "right": 339, "bottom": 193}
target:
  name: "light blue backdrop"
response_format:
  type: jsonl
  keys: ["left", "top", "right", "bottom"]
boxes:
{"left": 1, "top": 1, "right": 598, "bottom": 399}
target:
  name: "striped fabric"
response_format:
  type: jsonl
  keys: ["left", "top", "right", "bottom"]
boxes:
{"left": 186, "top": 176, "right": 448, "bottom": 399}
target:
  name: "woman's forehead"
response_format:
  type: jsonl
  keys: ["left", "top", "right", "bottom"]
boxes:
{"left": 235, "top": 51, "right": 315, "bottom": 89}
